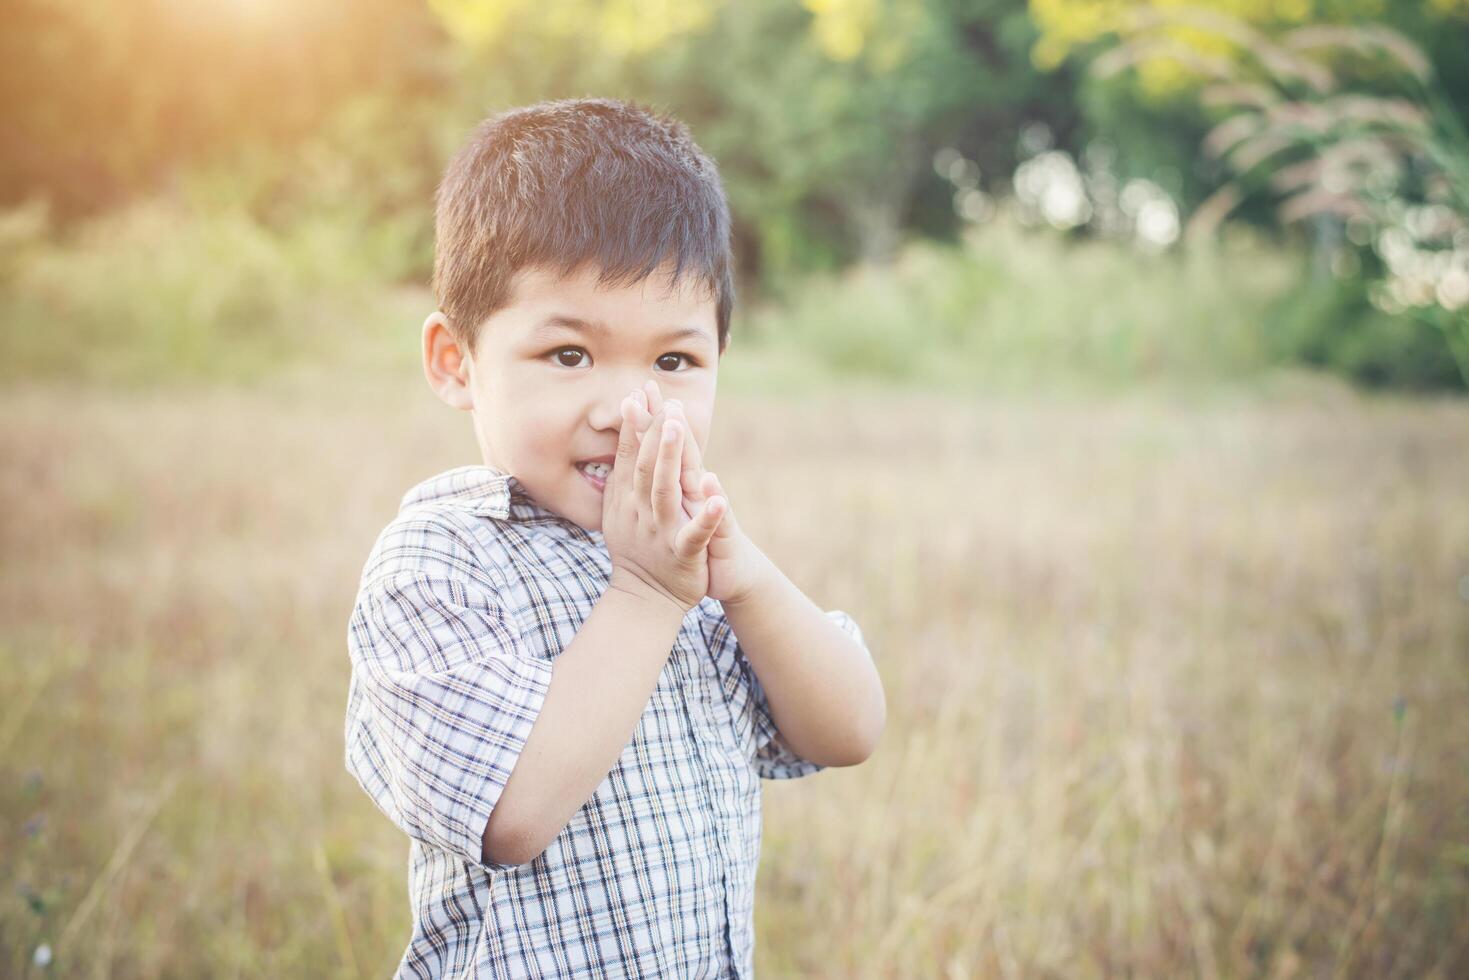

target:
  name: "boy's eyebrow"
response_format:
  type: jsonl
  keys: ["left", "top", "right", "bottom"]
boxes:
{"left": 530, "top": 315, "right": 714, "bottom": 346}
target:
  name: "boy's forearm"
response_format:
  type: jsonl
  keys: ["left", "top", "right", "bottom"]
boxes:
{"left": 482, "top": 572, "right": 686, "bottom": 867}
{"left": 721, "top": 550, "right": 885, "bottom": 767}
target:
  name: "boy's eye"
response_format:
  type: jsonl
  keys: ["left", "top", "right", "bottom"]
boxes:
{"left": 545, "top": 347, "right": 699, "bottom": 372}
{"left": 655, "top": 353, "right": 698, "bottom": 372}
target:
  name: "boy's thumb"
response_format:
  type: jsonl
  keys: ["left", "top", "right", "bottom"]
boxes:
{"left": 705, "top": 473, "right": 734, "bottom": 537}
{"left": 676, "top": 495, "right": 724, "bottom": 558}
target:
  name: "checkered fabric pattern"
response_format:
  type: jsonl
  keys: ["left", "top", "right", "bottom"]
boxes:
{"left": 344, "top": 465, "right": 865, "bottom": 978}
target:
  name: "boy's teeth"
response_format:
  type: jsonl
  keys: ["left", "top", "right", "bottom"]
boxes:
{"left": 580, "top": 462, "right": 610, "bottom": 478}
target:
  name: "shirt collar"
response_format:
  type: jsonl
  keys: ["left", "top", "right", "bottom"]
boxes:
{"left": 398, "top": 466, "right": 606, "bottom": 546}
{"left": 397, "top": 465, "right": 539, "bottom": 520}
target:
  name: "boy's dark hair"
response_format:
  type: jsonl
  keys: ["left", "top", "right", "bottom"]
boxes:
{"left": 433, "top": 97, "right": 734, "bottom": 355}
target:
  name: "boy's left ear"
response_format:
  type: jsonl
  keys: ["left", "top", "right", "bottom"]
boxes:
{"left": 422, "top": 311, "right": 474, "bottom": 411}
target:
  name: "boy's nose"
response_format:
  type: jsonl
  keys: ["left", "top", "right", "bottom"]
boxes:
{"left": 588, "top": 379, "right": 654, "bottom": 431}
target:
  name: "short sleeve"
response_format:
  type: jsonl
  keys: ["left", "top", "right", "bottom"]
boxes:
{"left": 344, "top": 568, "right": 553, "bottom": 872}
{"left": 751, "top": 608, "right": 867, "bottom": 781}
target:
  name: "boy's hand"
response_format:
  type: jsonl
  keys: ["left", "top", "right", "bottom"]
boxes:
{"left": 602, "top": 390, "right": 728, "bottom": 616}
{"left": 627, "top": 381, "right": 770, "bottom": 608}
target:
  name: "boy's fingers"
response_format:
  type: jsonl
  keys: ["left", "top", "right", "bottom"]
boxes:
{"left": 613, "top": 395, "right": 641, "bottom": 499}
{"left": 705, "top": 472, "right": 735, "bottom": 536}
{"left": 679, "top": 451, "right": 703, "bottom": 519}
{"left": 651, "top": 417, "right": 684, "bottom": 526}
{"left": 631, "top": 392, "right": 653, "bottom": 438}
{"left": 674, "top": 494, "right": 725, "bottom": 560}
{"left": 664, "top": 400, "right": 706, "bottom": 502}
{"left": 633, "top": 410, "right": 667, "bottom": 509}
{"left": 643, "top": 380, "right": 663, "bottom": 419}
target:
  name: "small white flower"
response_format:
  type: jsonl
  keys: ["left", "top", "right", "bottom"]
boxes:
{"left": 34, "top": 943, "right": 52, "bottom": 967}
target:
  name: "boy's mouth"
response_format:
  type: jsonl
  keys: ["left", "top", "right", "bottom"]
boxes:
{"left": 576, "top": 460, "right": 611, "bottom": 491}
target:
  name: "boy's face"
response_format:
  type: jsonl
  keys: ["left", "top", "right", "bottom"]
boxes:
{"left": 426, "top": 261, "right": 722, "bottom": 533}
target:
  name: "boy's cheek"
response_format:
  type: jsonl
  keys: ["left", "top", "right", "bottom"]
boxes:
{"left": 681, "top": 397, "right": 715, "bottom": 451}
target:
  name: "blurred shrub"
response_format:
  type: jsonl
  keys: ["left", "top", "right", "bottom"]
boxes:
{"left": 0, "top": 94, "right": 439, "bottom": 386}
{"left": 182, "top": 96, "right": 439, "bottom": 285}
{"left": 1071, "top": 4, "right": 1469, "bottom": 391}
{"left": 2, "top": 199, "right": 305, "bottom": 382}
{"left": 7, "top": 177, "right": 1462, "bottom": 395}
{"left": 1264, "top": 272, "right": 1467, "bottom": 392}
{"left": 0, "top": 195, "right": 417, "bottom": 385}
{"left": 740, "top": 209, "right": 1301, "bottom": 393}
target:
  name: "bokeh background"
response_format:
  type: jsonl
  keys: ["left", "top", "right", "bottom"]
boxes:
{"left": 3, "top": 1, "right": 1468, "bottom": 976}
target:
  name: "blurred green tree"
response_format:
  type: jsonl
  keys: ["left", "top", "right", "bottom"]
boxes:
{"left": 1045, "top": 1, "right": 1469, "bottom": 387}
{"left": 427, "top": 0, "right": 1075, "bottom": 292}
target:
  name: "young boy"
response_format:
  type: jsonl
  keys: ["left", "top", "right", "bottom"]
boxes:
{"left": 344, "top": 97, "right": 885, "bottom": 978}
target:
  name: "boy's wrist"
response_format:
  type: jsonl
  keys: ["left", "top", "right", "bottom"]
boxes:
{"left": 719, "top": 549, "right": 778, "bottom": 614}
{"left": 606, "top": 565, "right": 694, "bottom": 624}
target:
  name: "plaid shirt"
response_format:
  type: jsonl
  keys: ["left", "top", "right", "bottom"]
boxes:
{"left": 344, "top": 465, "right": 865, "bottom": 979}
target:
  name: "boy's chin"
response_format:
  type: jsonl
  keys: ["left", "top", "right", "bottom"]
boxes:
{"left": 559, "top": 498, "right": 603, "bottom": 534}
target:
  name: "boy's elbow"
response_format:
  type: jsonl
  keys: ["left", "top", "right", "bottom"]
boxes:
{"left": 817, "top": 713, "right": 886, "bottom": 768}
{"left": 846, "top": 726, "right": 885, "bottom": 766}
{"left": 818, "top": 738, "right": 879, "bottom": 768}
{"left": 842, "top": 692, "right": 886, "bottom": 766}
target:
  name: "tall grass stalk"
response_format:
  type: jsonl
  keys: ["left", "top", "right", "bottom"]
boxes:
{"left": 1092, "top": 3, "right": 1469, "bottom": 388}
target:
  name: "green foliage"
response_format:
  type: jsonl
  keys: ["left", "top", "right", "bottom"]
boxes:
{"left": 2, "top": 196, "right": 1334, "bottom": 396}
{"left": 0, "top": 94, "right": 439, "bottom": 386}
{"left": 1264, "top": 272, "right": 1467, "bottom": 391}
{"left": 3, "top": 0, "right": 1468, "bottom": 393}
{"left": 1059, "top": 3, "right": 1469, "bottom": 389}
{"left": 0, "top": 195, "right": 421, "bottom": 386}
{"left": 1037, "top": 0, "right": 1469, "bottom": 213}
{"left": 1029, "top": 0, "right": 1469, "bottom": 92}
{"left": 1, "top": 200, "right": 307, "bottom": 382}
{"left": 729, "top": 209, "right": 1303, "bottom": 394}
{"left": 416, "top": 0, "right": 1069, "bottom": 283}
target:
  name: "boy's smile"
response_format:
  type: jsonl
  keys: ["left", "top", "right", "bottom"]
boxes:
{"left": 423, "top": 260, "right": 723, "bottom": 533}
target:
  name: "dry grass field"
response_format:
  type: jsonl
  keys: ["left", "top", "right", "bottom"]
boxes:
{"left": 2, "top": 371, "right": 1467, "bottom": 977}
